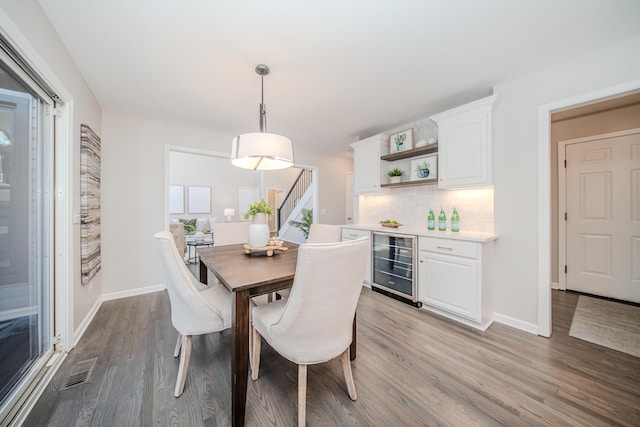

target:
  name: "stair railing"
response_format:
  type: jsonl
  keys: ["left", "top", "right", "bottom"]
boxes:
{"left": 277, "top": 169, "right": 312, "bottom": 232}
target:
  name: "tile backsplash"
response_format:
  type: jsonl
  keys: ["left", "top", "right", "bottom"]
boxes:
{"left": 358, "top": 186, "right": 494, "bottom": 233}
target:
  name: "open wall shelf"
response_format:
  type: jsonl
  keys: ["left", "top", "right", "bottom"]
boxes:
{"left": 381, "top": 144, "right": 438, "bottom": 161}
{"left": 381, "top": 178, "right": 437, "bottom": 188}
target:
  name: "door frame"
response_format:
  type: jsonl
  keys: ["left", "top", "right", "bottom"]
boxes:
{"left": 164, "top": 145, "right": 319, "bottom": 233}
{"left": 0, "top": 8, "right": 74, "bottom": 423}
{"left": 537, "top": 79, "right": 640, "bottom": 337}
{"left": 557, "top": 128, "right": 640, "bottom": 292}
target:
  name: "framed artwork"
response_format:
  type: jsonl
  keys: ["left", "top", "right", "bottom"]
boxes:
{"left": 389, "top": 129, "right": 413, "bottom": 153}
{"left": 188, "top": 186, "right": 211, "bottom": 214}
{"left": 80, "top": 124, "right": 101, "bottom": 285}
{"left": 410, "top": 155, "right": 437, "bottom": 180}
{"left": 169, "top": 185, "right": 184, "bottom": 214}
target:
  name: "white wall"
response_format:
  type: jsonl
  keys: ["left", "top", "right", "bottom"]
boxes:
{"left": 169, "top": 151, "right": 260, "bottom": 221}
{"left": 492, "top": 35, "right": 640, "bottom": 327}
{"left": 101, "top": 108, "right": 351, "bottom": 295}
{"left": 0, "top": 1, "right": 102, "bottom": 333}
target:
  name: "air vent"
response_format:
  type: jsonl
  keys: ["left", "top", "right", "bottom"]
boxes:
{"left": 61, "top": 357, "right": 97, "bottom": 390}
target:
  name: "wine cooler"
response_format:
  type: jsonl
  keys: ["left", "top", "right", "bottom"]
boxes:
{"left": 372, "top": 232, "right": 420, "bottom": 306}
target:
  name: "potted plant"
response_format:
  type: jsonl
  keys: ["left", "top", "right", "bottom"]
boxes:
{"left": 387, "top": 167, "right": 404, "bottom": 184}
{"left": 415, "top": 161, "right": 430, "bottom": 178}
{"left": 243, "top": 199, "right": 273, "bottom": 220}
{"left": 288, "top": 208, "right": 313, "bottom": 239}
{"left": 243, "top": 199, "right": 272, "bottom": 247}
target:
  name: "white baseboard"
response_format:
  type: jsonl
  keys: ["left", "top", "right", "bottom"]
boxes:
{"left": 72, "top": 283, "right": 167, "bottom": 348}
{"left": 73, "top": 296, "right": 103, "bottom": 347}
{"left": 551, "top": 281, "right": 559, "bottom": 290}
{"left": 492, "top": 312, "right": 539, "bottom": 335}
{"left": 101, "top": 283, "right": 166, "bottom": 302}
{"left": 420, "top": 304, "right": 494, "bottom": 331}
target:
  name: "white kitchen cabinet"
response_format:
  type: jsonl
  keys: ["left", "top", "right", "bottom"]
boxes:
{"left": 431, "top": 95, "right": 497, "bottom": 189}
{"left": 418, "top": 236, "right": 493, "bottom": 329}
{"left": 342, "top": 227, "right": 372, "bottom": 284}
{"left": 350, "top": 134, "right": 388, "bottom": 194}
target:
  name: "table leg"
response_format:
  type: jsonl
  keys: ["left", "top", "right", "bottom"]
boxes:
{"left": 199, "top": 260, "right": 207, "bottom": 284}
{"left": 351, "top": 314, "right": 357, "bottom": 361}
{"left": 231, "top": 289, "right": 250, "bottom": 427}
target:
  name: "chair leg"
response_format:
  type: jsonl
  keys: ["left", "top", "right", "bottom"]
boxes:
{"left": 174, "top": 334, "right": 192, "bottom": 397}
{"left": 341, "top": 348, "right": 357, "bottom": 401}
{"left": 298, "top": 364, "right": 307, "bottom": 427}
{"left": 173, "top": 333, "right": 182, "bottom": 358}
{"left": 251, "top": 326, "right": 261, "bottom": 380}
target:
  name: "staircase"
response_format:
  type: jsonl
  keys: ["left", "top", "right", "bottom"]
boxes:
{"left": 277, "top": 169, "right": 313, "bottom": 242}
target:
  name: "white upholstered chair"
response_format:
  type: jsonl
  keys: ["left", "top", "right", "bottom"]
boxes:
{"left": 169, "top": 222, "right": 186, "bottom": 260}
{"left": 277, "top": 223, "right": 343, "bottom": 300}
{"left": 306, "top": 223, "right": 342, "bottom": 243}
{"left": 212, "top": 221, "right": 251, "bottom": 246}
{"left": 250, "top": 237, "right": 370, "bottom": 426}
{"left": 154, "top": 231, "right": 232, "bottom": 397}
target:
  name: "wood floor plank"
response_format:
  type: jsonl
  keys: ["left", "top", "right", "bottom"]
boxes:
{"left": 22, "top": 288, "right": 640, "bottom": 426}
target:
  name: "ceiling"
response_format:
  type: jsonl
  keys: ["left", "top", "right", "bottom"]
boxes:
{"left": 38, "top": 0, "right": 640, "bottom": 157}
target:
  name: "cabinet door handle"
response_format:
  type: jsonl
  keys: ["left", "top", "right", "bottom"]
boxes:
{"left": 436, "top": 245, "right": 453, "bottom": 250}
{"left": 419, "top": 259, "right": 424, "bottom": 263}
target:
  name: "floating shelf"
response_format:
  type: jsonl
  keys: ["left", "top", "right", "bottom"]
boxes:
{"left": 381, "top": 178, "right": 438, "bottom": 189}
{"left": 381, "top": 144, "right": 438, "bottom": 161}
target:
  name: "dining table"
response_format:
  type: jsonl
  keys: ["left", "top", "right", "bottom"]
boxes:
{"left": 197, "top": 242, "right": 357, "bottom": 427}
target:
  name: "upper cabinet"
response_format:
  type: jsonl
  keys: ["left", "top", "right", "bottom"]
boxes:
{"left": 431, "top": 95, "right": 497, "bottom": 189}
{"left": 350, "top": 134, "right": 388, "bottom": 194}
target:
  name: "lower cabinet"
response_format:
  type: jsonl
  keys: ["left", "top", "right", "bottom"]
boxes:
{"left": 418, "top": 236, "right": 493, "bottom": 329}
{"left": 341, "top": 227, "right": 372, "bottom": 284}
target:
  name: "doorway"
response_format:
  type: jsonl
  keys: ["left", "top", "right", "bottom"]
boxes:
{"left": 267, "top": 188, "right": 284, "bottom": 231}
{"left": 538, "top": 81, "right": 640, "bottom": 336}
{"left": 0, "top": 62, "right": 55, "bottom": 417}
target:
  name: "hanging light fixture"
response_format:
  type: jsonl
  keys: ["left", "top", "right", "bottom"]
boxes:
{"left": 231, "top": 64, "right": 294, "bottom": 170}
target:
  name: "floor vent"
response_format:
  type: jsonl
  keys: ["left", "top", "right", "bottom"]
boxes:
{"left": 61, "top": 357, "right": 97, "bottom": 390}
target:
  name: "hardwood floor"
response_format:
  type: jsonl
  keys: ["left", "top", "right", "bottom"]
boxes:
{"left": 24, "top": 289, "right": 640, "bottom": 426}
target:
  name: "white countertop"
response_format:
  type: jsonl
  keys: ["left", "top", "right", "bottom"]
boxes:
{"left": 342, "top": 224, "right": 498, "bottom": 243}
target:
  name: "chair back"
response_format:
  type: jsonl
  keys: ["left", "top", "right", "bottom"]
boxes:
{"left": 154, "top": 231, "right": 226, "bottom": 334}
{"left": 213, "top": 221, "right": 251, "bottom": 246}
{"left": 306, "top": 223, "right": 342, "bottom": 243}
{"left": 268, "top": 236, "right": 369, "bottom": 364}
{"left": 169, "top": 222, "right": 186, "bottom": 255}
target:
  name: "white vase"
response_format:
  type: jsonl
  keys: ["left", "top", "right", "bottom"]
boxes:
{"left": 389, "top": 176, "right": 402, "bottom": 184}
{"left": 248, "top": 213, "right": 270, "bottom": 247}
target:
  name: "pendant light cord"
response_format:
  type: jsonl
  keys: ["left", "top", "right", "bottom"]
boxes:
{"left": 259, "top": 74, "right": 267, "bottom": 133}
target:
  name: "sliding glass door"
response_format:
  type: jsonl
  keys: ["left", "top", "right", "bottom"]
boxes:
{"left": 0, "top": 58, "right": 54, "bottom": 413}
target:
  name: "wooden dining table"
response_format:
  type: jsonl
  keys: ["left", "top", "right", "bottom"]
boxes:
{"left": 196, "top": 242, "right": 357, "bottom": 427}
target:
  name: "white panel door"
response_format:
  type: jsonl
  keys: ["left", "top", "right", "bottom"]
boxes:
{"left": 566, "top": 131, "right": 640, "bottom": 302}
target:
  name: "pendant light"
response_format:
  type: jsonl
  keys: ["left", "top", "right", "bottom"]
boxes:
{"left": 231, "top": 64, "right": 294, "bottom": 170}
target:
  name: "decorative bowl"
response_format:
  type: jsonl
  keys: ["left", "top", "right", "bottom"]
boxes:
{"left": 380, "top": 221, "right": 402, "bottom": 228}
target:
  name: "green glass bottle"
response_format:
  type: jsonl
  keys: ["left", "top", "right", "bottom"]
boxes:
{"left": 438, "top": 207, "right": 446, "bottom": 231}
{"left": 427, "top": 209, "right": 435, "bottom": 230}
{"left": 451, "top": 207, "right": 460, "bottom": 232}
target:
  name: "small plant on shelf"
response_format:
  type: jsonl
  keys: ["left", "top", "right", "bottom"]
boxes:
{"left": 387, "top": 168, "right": 404, "bottom": 177}
{"left": 387, "top": 167, "right": 404, "bottom": 184}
